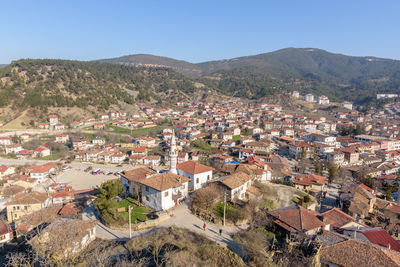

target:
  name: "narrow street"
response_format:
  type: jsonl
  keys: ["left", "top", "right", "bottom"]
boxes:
{"left": 83, "top": 202, "right": 246, "bottom": 257}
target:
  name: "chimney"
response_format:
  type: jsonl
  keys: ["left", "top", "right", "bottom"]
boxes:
{"left": 388, "top": 243, "right": 391, "bottom": 250}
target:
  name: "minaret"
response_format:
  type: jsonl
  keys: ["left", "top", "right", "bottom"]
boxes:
{"left": 169, "top": 130, "right": 178, "bottom": 174}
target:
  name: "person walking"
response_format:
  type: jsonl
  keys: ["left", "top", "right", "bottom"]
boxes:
{"left": 219, "top": 228, "right": 223, "bottom": 236}
{"left": 203, "top": 222, "right": 206, "bottom": 231}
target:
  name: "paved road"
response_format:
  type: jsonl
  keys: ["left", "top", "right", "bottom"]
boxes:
{"left": 320, "top": 183, "right": 340, "bottom": 212}
{"left": 83, "top": 202, "right": 246, "bottom": 256}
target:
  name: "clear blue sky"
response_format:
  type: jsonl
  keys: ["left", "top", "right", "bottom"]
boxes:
{"left": 1, "top": 0, "right": 400, "bottom": 63}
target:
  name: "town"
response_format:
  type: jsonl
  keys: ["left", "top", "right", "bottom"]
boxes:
{"left": 1, "top": 90, "right": 400, "bottom": 266}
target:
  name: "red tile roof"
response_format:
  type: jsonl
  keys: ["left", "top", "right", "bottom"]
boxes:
{"left": 321, "top": 207, "right": 358, "bottom": 229}
{"left": 362, "top": 229, "right": 400, "bottom": 252}
{"left": 177, "top": 160, "right": 214, "bottom": 174}
{"left": 140, "top": 172, "right": 190, "bottom": 191}
{"left": 268, "top": 205, "right": 324, "bottom": 232}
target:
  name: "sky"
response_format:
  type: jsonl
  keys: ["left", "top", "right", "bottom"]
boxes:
{"left": 1, "top": 0, "right": 400, "bottom": 63}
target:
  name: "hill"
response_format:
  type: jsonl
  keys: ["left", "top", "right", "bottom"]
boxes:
{"left": 0, "top": 64, "right": 7, "bottom": 68}
{"left": 102, "top": 48, "right": 400, "bottom": 103}
{"left": 0, "top": 59, "right": 207, "bottom": 112}
{"left": 99, "top": 54, "right": 203, "bottom": 78}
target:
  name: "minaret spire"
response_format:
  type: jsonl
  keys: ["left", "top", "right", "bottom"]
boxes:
{"left": 169, "top": 129, "right": 177, "bottom": 174}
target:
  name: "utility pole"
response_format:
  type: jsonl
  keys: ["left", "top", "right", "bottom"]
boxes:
{"left": 223, "top": 191, "right": 227, "bottom": 227}
{"left": 128, "top": 206, "right": 133, "bottom": 238}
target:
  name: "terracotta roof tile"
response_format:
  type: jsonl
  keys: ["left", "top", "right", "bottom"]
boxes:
{"left": 140, "top": 172, "right": 190, "bottom": 191}
{"left": 268, "top": 205, "right": 324, "bottom": 232}
{"left": 120, "top": 167, "right": 155, "bottom": 182}
{"left": 177, "top": 160, "right": 214, "bottom": 174}
{"left": 220, "top": 171, "right": 252, "bottom": 190}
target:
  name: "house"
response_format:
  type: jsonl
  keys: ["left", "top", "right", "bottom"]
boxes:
{"left": 341, "top": 101, "right": 353, "bottom": 110}
{"left": 131, "top": 146, "right": 148, "bottom": 156}
{"left": 92, "top": 137, "right": 105, "bottom": 146}
{"left": 0, "top": 220, "right": 13, "bottom": 247}
{"left": 219, "top": 171, "right": 253, "bottom": 201}
{"left": 140, "top": 172, "right": 190, "bottom": 211}
{"left": 5, "top": 144, "right": 23, "bottom": 154}
{"left": 288, "top": 141, "right": 313, "bottom": 159}
{"left": 293, "top": 174, "right": 326, "bottom": 192}
{"left": 321, "top": 207, "right": 364, "bottom": 231}
{"left": 244, "top": 141, "right": 271, "bottom": 152}
{"left": 267, "top": 205, "right": 329, "bottom": 235}
{"left": 55, "top": 134, "right": 69, "bottom": 143}
{"left": 48, "top": 114, "right": 59, "bottom": 126}
{"left": 34, "top": 146, "right": 51, "bottom": 158}
{"left": 120, "top": 167, "right": 156, "bottom": 196}
{"left": 30, "top": 218, "right": 97, "bottom": 258}
{"left": 0, "top": 166, "right": 15, "bottom": 179}
{"left": 5, "top": 192, "right": 50, "bottom": 222}
{"left": 17, "top": 149, "right": 34, "bottom": 159}
{"left": 305, "top": 94, "right": 314, "bottom": 102}
{"left": 143, "top": 155, "right": 161, "bottom": 166}
{"left": 342, "top": 228, "right": 400, "bottom": 252}
{"left": 176, "top": 161, "right": 214, "bottom": 190}
{"left": 110, "top": 152, "right": 126, "bottom": 164}
{"left": 136, "top": 137, "right": 156, "bottom": 147}
{"left": 326, "top": 151, "right": 345, "bottom": 166}
{"left": 26, "top": 163, "right": 56, "bottom": 182}
{"left": 0, "top": 136, "right": 12, "bottom": 146}
{"left": 340, "top": 147, "right": 359, "bottom": 164}
{"left": 339, "top": 184, "right": 376, "bottom": 219}
{"left": 318, "top": 95, "right": 330, "bottom": 105}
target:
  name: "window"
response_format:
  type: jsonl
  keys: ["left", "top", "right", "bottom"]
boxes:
{"left": 145, "top": 186, "right": 149, "bottom": 192}
{"left": 196, "top": 178, "right": 199, "bottom": 184}
{"left": 207, "top": 175, "right": 210, "bottom": 181}
{"left": 24, "top": 206, "right": 28, "bottom": 210}
{"left": 145, "top": 196, "right": 149, "bottom": 201}
{"left": 164, "top": 191, "right": 169, "bottom": 197}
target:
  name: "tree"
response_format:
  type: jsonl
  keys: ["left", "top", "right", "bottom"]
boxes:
{"left": 192, "top": 186, "right": 221, "bottom": 211}
{"left": 327, "top": 162, "right": 338, "bottom": 184}
{"left": 363, "top": 175, "right": 374, "bottom": 189}
{"left": 315, "top": 163, "right": 323, "bottom": 175}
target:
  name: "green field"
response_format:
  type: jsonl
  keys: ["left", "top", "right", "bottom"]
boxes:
{"left": 106, "top": 124, "right": 167, "bottom": 136}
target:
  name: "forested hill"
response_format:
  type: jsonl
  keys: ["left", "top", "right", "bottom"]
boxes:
{"left": 99, "top": 54, "right": 203, "bottom": 78}
{"left": 0, "top": 59, "right": 204, "bottom": 110}
{"left": 103, "top": 48, "right": 400, "bottom": 103}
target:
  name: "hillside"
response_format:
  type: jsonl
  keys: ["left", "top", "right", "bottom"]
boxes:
{"left": 102, "top": 48, "right": 400, "bottom": 103}
{"left": 99, "top": 54, "right": 203, "bottom": 78}
{"left": 0, "top": 59, "right": 206, "bottom": 111}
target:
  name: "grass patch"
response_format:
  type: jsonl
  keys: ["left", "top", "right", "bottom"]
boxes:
{"left": 117, "top": 197, "right": 150, "bottom": 222}
{"left": 260, "top": 199, "right": 275, "bottom": 210}
{"left": 106, "top": 124, "right": 167, "bottom": 136}
{"left": 191, "top": 139, "right": 215, "bottom": 151}
{"left": 232, "top": 135, "right": 241, "bottom": 142}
